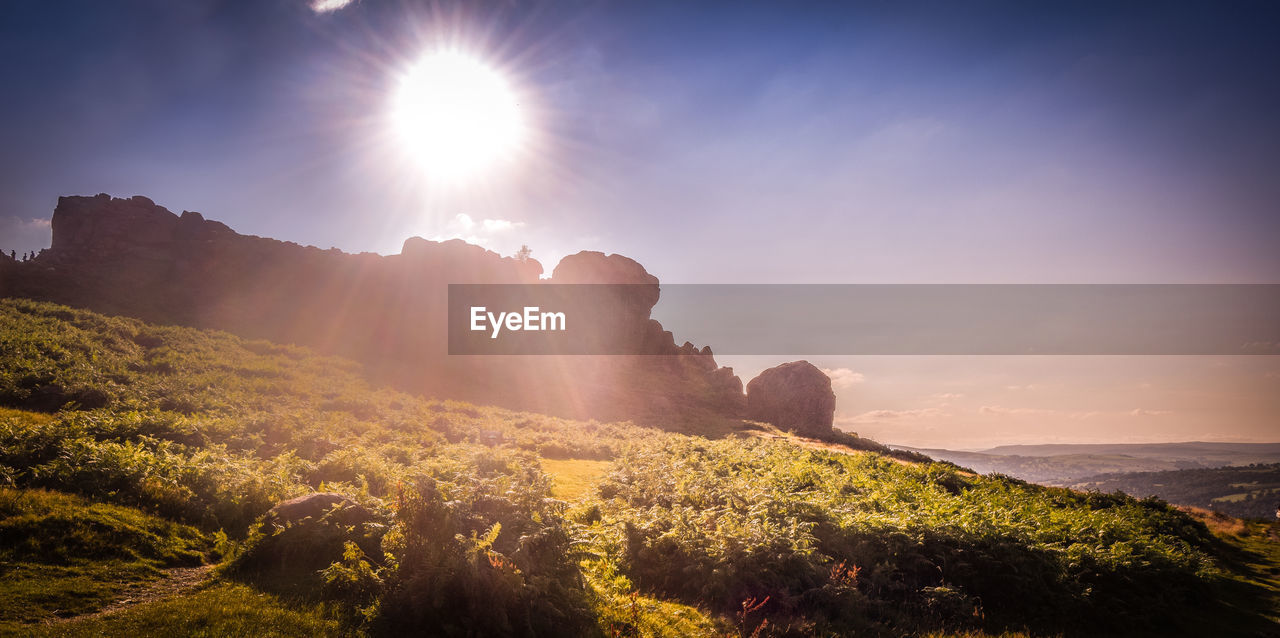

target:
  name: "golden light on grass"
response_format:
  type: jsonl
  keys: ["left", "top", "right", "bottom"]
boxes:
{"left": 392, "top": 50, "right": 525, "bottom": 182}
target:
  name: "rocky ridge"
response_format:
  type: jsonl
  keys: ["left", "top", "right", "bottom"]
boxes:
{"left": 1, "top": 194, "right": 744, "bottom": 423}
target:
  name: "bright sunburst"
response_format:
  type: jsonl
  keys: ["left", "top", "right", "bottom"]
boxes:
{"left": 392, "top": 51, "right": 524, "bottom": 182}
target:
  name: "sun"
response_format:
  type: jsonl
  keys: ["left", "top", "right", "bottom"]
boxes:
{"left": 392, "top": 51, "right": 524, "bottom": 182}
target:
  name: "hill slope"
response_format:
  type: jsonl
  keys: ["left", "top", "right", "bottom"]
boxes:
{"left": 1, "top": 298, "right": 1278, "bottom": 636}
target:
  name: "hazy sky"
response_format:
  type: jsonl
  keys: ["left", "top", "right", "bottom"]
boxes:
{"left": 1, "top": 0, "right": 1277, "bottom": 446}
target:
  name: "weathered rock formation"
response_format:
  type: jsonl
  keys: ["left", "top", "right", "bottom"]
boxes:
{"left": 0, "top": 194, "right": 745, "bottom": 423}
{"left": 745, "top": 360, "right": 835, "bottom": 437}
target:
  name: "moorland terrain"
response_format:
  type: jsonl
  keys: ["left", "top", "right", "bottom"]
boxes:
{"left": 2, "top": 195, "right": 1279, "bottom": 636}
{"left": 1, "top": 299, "right": 1278, "bottom": 636}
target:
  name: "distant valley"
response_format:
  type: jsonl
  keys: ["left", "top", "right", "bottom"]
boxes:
{"left": 897, "top": 442, "right": 1280, "bottom": 519}
{"left": 1068, "top": 464, "right": 1280, "bottom": 520}
{"left": 896, "top": 442, "right": 1280, "bottom": 484}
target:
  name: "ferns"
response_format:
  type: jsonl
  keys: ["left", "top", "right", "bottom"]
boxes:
{"left": 373, "top": 453, "right": 594, "bottom": 636}
{"left": 592, "top": 437, "right": 1223, "bottom": 634}
{"left": 0, "top": 299, "right": 1263, "bottom": 636}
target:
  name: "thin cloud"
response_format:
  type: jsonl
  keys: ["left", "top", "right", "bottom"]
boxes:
{"left": 482, "top": 218, "right": 525, "bottom": 233}
{"left": 838, "top": 408, "right": 946, "bottom": 424}
{"left": 440, "top": 212, "right": 519, "bottom": 235}
{"left": 429, "top": 213, "right": 529, "bottom": 256}
{"left": 1241, "top": 341, "right": 1280, "bottom": 353}
{"left": 978, "top": 405, "right": 1101, "bottom": 419}
{"left": 822, "top": 367, "right": 865, "bottom": 389}
{"left": 1, "top": 216, "right": 50, "bottom": 230}
{"left": 0, "top": 216, "right": 53, "bottom": 256}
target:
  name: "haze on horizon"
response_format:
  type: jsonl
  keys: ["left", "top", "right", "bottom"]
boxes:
{"left": 1, "top": 0, "right": 1277, "bottom": 449}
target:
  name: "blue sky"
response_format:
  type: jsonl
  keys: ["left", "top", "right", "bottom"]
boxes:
{"left": 3, "top": 0, "right": 1277, "bottom": 283}
{"left": 2, "top": 0, "right": 1278, "bottom": 445}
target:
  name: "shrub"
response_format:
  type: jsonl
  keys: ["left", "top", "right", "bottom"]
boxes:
{"left": 374, "top": 452, "right": 594, "bottom": 636}
{"left": 592, "top": 437, "right": 1224, "bottom": 635}
{"left": 231, "top": 496, "right": 387, "bottom": 591}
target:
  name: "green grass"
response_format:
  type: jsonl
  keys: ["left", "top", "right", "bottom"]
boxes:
{"left": 587, "top": 437, "right": 1250, "bottom": 635}
{"left": 542, "top": 458, "right": 612, "bottom": 500}
{"left": 1, "top": 298, "right": 1278, "bottom": 636}
{"left": 24, "top": 582, "right": 345, "bottom": 638}
{"left": 1186, "top": 512, "right": 1280, "bottom": 631}
{"left": 1237, "top": 522, "right": 1280, "bottom": 618}
{"left": 0, "top": 562, "right": 155, "bottom": 628}
{"left": 583, "top": 565, "right": 725, "bottom": 638}
{"left": 0, "top": 487, "right": 211, "bottom": 631}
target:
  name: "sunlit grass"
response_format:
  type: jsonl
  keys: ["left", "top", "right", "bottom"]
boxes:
{"left": 3, "top": 298, "right": 1279, "bottom": 636}
{"left": 0, "top": 487, "right": 210, "bottom": 630}
{"left": 542, "top": 458, "right": 612, "bottom": 500}
{"left": 28, "top": 582, "right": 345, "bottom": 638}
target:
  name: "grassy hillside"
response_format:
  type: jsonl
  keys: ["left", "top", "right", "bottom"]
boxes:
{"left": 1, "top": 298, "right": 1278, "bottom": 636}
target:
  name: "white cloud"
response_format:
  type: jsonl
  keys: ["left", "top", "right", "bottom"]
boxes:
{"left": 482, "top": 218, "right": 525, "bottom": 233}
{"left": 932, "top": 392, "right": 965, "bottom": 400}
{"left": 1, "top": 216, "right": 50, "bottom": 230}
{"left": 453, "top": 213, "right": 476, "bottom": 231}
{"left": 1242, "top": 341, "right": 1280, "bottom": 353}
{"left": 822, "top": 367, "right": 865, "bottom": 389}
{"left": 837, "top": 408, "right": 946, "bottom": 424}
{"left": 427, "top": 214, "right": 529, "bottom": 257}
{"left": 976, "top": 405, "right": 1171, "bottom": 420}
{"left": 310, "top": 0, "right": 354, "bottom": 13}
{"left": 439, "top": 213, "right": 523, "bottom": 235}
{"left": 0, "top": 216, "right": 53, "bottom": 256}
{"left": 978, "top": 405, "right": 1100, "bottom": 419}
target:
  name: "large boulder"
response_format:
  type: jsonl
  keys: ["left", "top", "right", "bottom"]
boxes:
{"left": 550, "top": 251, "right": 661, "bottom": 353}
{"left": 266, "top": 492, "right": 372, "bottom": 527}
{"left": 745, "top": 361, "right": 835, "bottom": 437}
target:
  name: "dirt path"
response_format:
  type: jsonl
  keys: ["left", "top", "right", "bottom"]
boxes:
{"left": 50, "top": 564, "right": 215, "bottom": 624}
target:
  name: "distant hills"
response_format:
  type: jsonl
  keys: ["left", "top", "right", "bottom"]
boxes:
{"left": 1068, "top": 463, "right": 1280, "bottom": 520}
{"left": 897, "top": 442, "right": 1280, "bottom": 485}
{"left": 981, "top": 442, "right": 1280, "bottom": 461}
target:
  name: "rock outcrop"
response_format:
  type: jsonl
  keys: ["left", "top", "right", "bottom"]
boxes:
{"left": 1, "top": 194, "right": 744, "bottom": 424}
{"left": 236, "top": 492, "right": 382, "bottom": 575}
{"left": 745, "top": 361, "right": 835, "bottom": 437}
{"left": 267, "top": 492, "right": 372, "bottom": 527}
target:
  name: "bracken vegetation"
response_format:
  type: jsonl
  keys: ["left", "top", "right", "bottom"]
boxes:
{"left": 1, "top": 298, "right": 1277, "bottom": 637}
